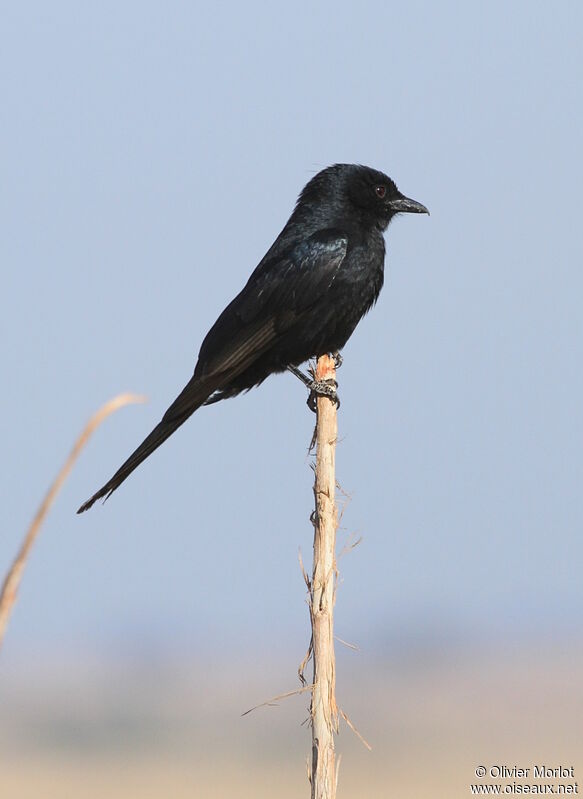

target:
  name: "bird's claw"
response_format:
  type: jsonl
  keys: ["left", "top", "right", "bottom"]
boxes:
{"left": 286, "top": 363, "right": 340, "bottom": 412}
{"left": 307, "top": 378, "right": 340, "bottom": 413}
{"left": 331, "top": 351, "right": 343, "bottom": 369}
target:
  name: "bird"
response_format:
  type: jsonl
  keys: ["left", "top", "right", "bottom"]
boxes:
{"left": 77, "top": 164, "right": 428, "bottom": 513}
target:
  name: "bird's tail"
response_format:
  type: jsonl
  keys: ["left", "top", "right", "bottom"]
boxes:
{"left": 77, "top": 374, "right": 214, "bottom": 513}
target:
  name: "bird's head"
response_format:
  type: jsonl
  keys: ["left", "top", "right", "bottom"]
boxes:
{"left": 345, "top": 165, "right": 429, "bottom": 230}
{"left": 298, "top": 164, "right": 429, "bottom": 232}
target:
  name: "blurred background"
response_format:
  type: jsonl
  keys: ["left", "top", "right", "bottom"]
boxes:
{"left": 1, "top": 1, "right": 582, "bottom": 796}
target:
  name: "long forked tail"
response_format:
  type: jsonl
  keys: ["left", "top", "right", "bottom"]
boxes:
{"left": 77, "top": 374, "right": 214, "bottom": 513}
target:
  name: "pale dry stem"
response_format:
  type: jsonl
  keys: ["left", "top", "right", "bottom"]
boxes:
{"left": 339, "top": 707, "right": 373, "bottom": 751}
{"left": 0, "top": 392, "right": 146, "bottom": 650}
{"left": 241, "top": 684, "right": 315, "bottom": 717}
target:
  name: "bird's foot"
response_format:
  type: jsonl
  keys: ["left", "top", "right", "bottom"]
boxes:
{"left": 287, "top": 365, "right": 340, "bottom": 413}
{"left": 307, "top": 378, "right": 340, "bottom": 413}
{"left": 331, "top": 351, "right": 343, "bottom": 369}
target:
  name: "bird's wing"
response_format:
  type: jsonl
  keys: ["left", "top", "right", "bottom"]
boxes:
{"left": 197, "top": 230, "right": 348, "bottom": 375}
{"left": 237, "top": 230, "right": 348, "bottom": 321}
{"left": 163, "top": 231, "right": 347, "bottom": 421}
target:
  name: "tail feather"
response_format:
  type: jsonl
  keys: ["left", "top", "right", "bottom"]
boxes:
{"left": 77, "top": 375, "right": 213, "bottom": 513}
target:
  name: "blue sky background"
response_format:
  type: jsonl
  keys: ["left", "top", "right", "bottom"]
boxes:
{"left": 2, "top": 1, "right": 582, "bottom": 666}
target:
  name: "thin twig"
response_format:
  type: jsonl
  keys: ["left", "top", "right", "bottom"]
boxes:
{"left": 337, "top": 535, "right": 363, "bottom": 560}
{"left": 339, "top": 708, "right": 373, "bottom": 751}
{"left": 241, "top": 684, "right": 315, "bottom": 716}
{"left": 334, "top": 636, "right": 359, "bottom": 651}
{"left": 0, "top": 392, "right": 146, "bottom": 650}
{"left": 298, "top": 635, "right": 313, "bottom": 687}
{"left": 298, "top": 547, "right": 311, "bottom": 588}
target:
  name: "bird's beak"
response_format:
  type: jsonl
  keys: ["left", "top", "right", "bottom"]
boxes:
{"left": 388, "top": 193, "right": 430, "bottom": 215}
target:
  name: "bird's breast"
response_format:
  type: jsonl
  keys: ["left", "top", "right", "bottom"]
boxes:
{"left": 311, "top": 235, "right": 385, "bottom": 353}
{"left": 338, "top": 235, "right": 385, "bottom": 306}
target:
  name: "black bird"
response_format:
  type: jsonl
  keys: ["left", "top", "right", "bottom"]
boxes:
{"left": 78, "top": 164, "right": 428, "bottom": 513}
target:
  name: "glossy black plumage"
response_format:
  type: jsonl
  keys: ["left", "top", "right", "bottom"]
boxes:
{"left": 78, "top": 164, "right": 428, "bottom": 512}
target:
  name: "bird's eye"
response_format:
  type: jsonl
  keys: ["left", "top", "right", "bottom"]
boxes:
{"left": 375, "top": 185, "right": 386, "bottom": 198}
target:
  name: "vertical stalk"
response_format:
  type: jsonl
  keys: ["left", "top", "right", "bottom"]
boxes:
{"left": 309, "top": 353, "right": 338, "bottom": 799}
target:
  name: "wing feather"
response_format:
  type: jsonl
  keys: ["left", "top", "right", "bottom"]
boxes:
{"left": 195, "top": 231, "right": 347, "bottom": 380}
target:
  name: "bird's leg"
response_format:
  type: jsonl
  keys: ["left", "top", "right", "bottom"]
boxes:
{"left": 287, "top": 364, "right": 340, "bottom": 413}
{"left": 287, "top": 364, "right": 313, "bottom": 389}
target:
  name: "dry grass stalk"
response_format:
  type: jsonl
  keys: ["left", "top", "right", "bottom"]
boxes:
{"left": 241, "top": 683, "right": 314, "bottom": 716}
{"left": 308, "top": 354, "right": 339, "bottom": 799}
{"left": 0, "top": 392, "right": 146, "bottom": 650}
{"left": 339, "top": 708, "right": 372, "bottom": 751}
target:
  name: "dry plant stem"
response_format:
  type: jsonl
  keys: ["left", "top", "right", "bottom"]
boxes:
{"left": 310, "top": 354, "right": 339, "bottom": 799}
{"left": 0, "top": 392, "right": 146, "bottom": 651}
